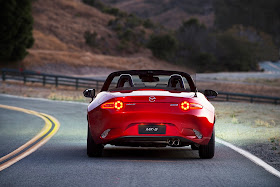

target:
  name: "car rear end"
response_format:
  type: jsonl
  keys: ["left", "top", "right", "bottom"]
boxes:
{"left": 88, "top": 92, "right": 215, "bottom": 147}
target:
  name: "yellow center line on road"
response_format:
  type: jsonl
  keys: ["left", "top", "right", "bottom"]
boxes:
{"left": 0, "top": 104, "right": 60, "bottom": 171}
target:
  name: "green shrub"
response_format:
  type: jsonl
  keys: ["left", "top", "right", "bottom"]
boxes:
{"left": 147, "top": 34, "right": 177, "bottom": 59}
{"left": 216, "top": 33, "right": 258, "bottom": 71}
{"left": 84, "top": 31, "right": 98, "bottom": 47}
{"left": 117, "top": 40, "right": 129, "bottom": 51}
{"left": 103, "top": 7, "right": 120, "bottom": 16}
{"left": 125, "top": 15, "right": 142, "bottom": 28}
{"left": 214, "top": 0, "right": 280, "bottom": 45}
{"left": 194, "top": 53, "right": 218, "bottom": 73}
{"left": 82, "top": 0, "right": 95, "bottom": 6}
{"left": 143, "top": 19, "right": 154, "bottom": 28}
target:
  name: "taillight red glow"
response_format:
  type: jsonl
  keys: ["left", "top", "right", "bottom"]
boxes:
{"left": 181, "top": 101, "right": 190, "bottom": 110}
{"left": 114, "top": 101, "right": 123, "bottom": 110}
{"left": 190, "top": 103, "right": 203, "bottom": 109}
{"left": 101, "top": 102, "right": 114, "bottom": 109}
{"left": 180, "top": 101, "right": 203, "bottom": 111}
{"left": 101, "top": 101, "right": 124, "bottom": 110}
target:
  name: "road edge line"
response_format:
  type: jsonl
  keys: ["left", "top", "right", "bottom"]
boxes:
{"left": 0, "top": 105, "right": 60, "bottom": 171}
{"left": 216, "top": 137, "right": 280, "bottom": 178}
{"left": 0, "top": 105, "right": 52, "bottom": 163}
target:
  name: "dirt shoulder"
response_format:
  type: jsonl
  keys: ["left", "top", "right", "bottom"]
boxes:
{"left": 213, "top": 101, "right": 280, "bottom": 171}
{"left": 0, "top": 80, "right": 90, "bottom": 103}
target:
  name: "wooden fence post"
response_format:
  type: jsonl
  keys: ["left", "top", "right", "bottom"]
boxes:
{"left": 43, "top": 75, "right": 46, "bottom": 86}
{"left": 76, "top": 79, "right": 78, "bottom": 90}
{"left": 2, "top": 70, "right": 5, "bottom": 81}
{"left": 23, "top": 74, "right": 26, "bottom": 84}
{"left": 55, "top": 77, "right": 58, "bottom": 87}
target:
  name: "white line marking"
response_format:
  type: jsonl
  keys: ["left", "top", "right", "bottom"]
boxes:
{"left": 268, "top": 62, "right": 280, "bottom": 71}
{"left": 216, "top": 138, "right": 280, "bottom": 178}
{"left": 0, "top": 105, "right": 60, "bottom": 171}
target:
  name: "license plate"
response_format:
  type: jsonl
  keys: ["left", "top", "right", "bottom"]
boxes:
{"left": 138, "top": 124, "right": 166, "bottom": 134}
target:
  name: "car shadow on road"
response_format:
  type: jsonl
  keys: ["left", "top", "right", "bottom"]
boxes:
{"left": 100, "top": 146, "right": 200, "bottom": 161}
{"left": 51, "top": 144, "right": 202, "bottom": 161}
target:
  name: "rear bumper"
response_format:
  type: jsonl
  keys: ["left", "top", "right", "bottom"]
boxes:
{"left": 88, "top": 106, "right": 214, "bottom": 145}
{"left": 107, "top": 136, "right": 196, "bottom": 147}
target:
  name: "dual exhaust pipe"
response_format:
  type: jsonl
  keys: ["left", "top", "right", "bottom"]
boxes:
{"left": 167, "top": 139, "right": 181, "bottom": 146}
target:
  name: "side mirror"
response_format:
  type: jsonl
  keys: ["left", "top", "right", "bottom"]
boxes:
{"left": 83, "top": 89, "right": 95, "bottom": 98}
{"left": 204, "top": 89, "right": 218, "bottom": 99}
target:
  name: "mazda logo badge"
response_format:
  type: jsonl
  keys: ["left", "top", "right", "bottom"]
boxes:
{"left": 149, "top": 96, "right": 156, "bottom": 102}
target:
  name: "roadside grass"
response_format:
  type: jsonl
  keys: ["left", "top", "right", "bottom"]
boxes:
{"left": 244, "top": 78, "right": 280, "bottom": 87}
{"left": 202, "top": 77, "right": 280, "bottom": 87}
{"left": 47, "top": 93, "right": 87, "bottom": 102}
{"left": 213, "top": 101, "right": 280, "bottom": 154}
{"left": 197, "top": 80, "right": 280, "bottom": 97}
{"left": 0, "top": 80, "right": 90, "bottom": 103}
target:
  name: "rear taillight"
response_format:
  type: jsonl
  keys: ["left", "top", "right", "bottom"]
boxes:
{"left": 101, "top": 101, "right": 124, "bottom": 110}
{"left": 181, "top": 101, "right": 190, "bottom": 110}
{"left": 189, "top": 103, "right": 203, "bottom": 109}
{"left": 180, "top": 101, "right": 202, "bottom": 111}
{"left": 101, "top": 102, "right": 114, "bottom": 109}
{"left": 114, "top": 101, "right": 123, "bottom": 110}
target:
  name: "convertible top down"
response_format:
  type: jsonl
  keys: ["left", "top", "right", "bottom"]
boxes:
{"left": 84, "top": 70, "right": 217, "bottom": 158}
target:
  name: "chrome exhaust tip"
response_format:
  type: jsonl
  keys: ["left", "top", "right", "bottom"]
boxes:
{"left": 167, "top": 139, "right": 180, "bottom": 146}
{"left": 173, "top": 139, "right": 180, "bottom": 146}
{"left": 167, "top": 139, "right": 173, "bottom": 146}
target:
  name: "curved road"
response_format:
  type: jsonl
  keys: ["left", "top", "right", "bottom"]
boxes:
{"left": 0, "top": 94, "right": 279, "bottom": 186}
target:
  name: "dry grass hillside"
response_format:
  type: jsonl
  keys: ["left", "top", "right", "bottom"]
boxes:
{"left": 21, "top": 0, "right": 188, "bottom": 77}
{"left": 103, "top": 0, "right": 214, "bottom": 28}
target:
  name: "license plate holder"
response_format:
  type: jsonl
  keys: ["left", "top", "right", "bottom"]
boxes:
{"left": 138, "top": 124, "right": 166, "bottom": 134}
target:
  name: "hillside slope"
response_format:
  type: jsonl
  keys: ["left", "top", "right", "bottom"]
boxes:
{"left": 22, "top": 0, "right": 188, "bottom": 77}
{"left": 103, "top": 0, "right": 214, "bottom": 28}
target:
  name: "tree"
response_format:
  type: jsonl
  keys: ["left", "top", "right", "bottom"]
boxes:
{"left": 214, "top": 0, "right": 280, "bottom": 45}
{"left": 147, "top": 34, "right": 177, "bottom": 59}
{"left": 0, "top": 0, "right": 34, "bottom": 62}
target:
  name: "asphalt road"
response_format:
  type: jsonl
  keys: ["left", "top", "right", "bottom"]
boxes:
{"left": 0, "top": 94, "right": 280, "bottom": 186}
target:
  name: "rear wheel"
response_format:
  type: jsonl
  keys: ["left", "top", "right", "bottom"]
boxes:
{"left": 87, "top": 126, "right": 104, "bottom": 157}
{"left": 199, "top": 130, "right": 215, "bottom": 159}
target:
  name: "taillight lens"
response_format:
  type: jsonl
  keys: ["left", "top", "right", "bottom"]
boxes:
{"left": 181, "top": 101, "right": 190, "bottom": 110}
{"left": 114, "top": 101, "right": 123, "bottom": 110}
{"left": 180, "top": 101, "right": 202, "bottom": 111}
{"left": 190, "top": 103, "right": 203, "bottom": 109}
{"left": 101, "top": 101, "right": 124, "bottom": 110}
{"left": 101, "top": 102, "right": 114, "bottom": 109}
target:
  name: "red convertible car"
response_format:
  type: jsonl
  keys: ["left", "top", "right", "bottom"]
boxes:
{"left": 84, "top": 70, "right": 217, "bottom": 158}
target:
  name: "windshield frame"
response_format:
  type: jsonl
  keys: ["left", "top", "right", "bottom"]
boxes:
{"left": 100, "top": 70, "right": 197, "bottom": 92}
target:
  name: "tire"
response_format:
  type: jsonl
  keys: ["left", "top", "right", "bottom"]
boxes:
{"left": 199, "top": 130, "right": 215, "bottom": 159}
{"left": 191, "top": 144, "right": 199, "bottom": 150}
{"left": 87, "top": 126, "right": 104, "bottom": 157}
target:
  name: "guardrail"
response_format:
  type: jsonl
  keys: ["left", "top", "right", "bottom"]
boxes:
{"left": 1, "top": 68, "right": 279, "bottom": 105}
{"left": 215, "top": 92, "right": 280, "bottom": 105}
{"left": 1, "top": 68, "right": 104, "bottom": 90}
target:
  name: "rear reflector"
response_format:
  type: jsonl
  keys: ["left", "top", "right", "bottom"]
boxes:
{"left": 193, "top": 129, "right": 203, "bottom": 139}
{"left": 100, "top": 129, "right": 111, "bottom": 138}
